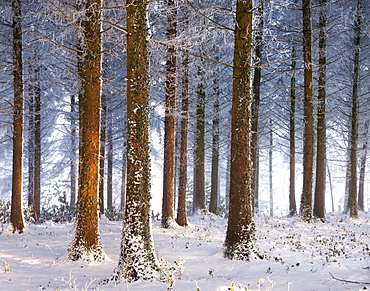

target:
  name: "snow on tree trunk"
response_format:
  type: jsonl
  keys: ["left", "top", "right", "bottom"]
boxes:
{"left": 224, "top": 0, "right": 260, "bottom": 261}
{"left": 112, "top": 0, "right": 159, "bottom": 282}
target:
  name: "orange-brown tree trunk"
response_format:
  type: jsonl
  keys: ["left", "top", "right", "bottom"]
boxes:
{"left": 11, "top": 0, "right": 25, "bottom": 233}
{"left": 162, "top": 0, "right": 177, "bottom": 228}
{"left": 68, "top": 0, "right": 103, "bottom": 262}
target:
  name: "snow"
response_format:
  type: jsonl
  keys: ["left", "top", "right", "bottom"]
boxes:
{"left": 0, "top": 213, "right": 369, "bottom": 290}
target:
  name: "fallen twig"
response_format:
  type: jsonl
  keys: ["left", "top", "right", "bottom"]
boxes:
{"left": 329, "top": 272, "right": 370, "bottom": 285}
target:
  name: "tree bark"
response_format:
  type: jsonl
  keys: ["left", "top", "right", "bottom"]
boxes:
{"left": 289, "top": 45, "right": 297, "bottom": 217}
{"left": 176, "top": 53, "right": 189, "bottom": 227}
{"left": 314, "top": 0, "right": 327, "bottom": 221}
{"left": 162, "top": 0, "right": 177, "bottom": 228}
{"left": 114, "top": 0, "right": 159, "bottom": 281}
{"left": 224, "top": 0, "right": 259, "bottom": 260}
{"left": 10, "top": 0, "right": 25, "bottom": 234}
{"left": 70, "top": 94, "right": 77, "bottom": 207}
{"left": 300, "top": 0, "right": 314, "bottom": 222}
{"left": 107, "top": 109, "right": 113, "bottom": 210}
{"left": 251, "top": 0, "right": 263, "bottom": 214}
{"left": 99, "top": 93, "right": 107, "bottom": 215}
{"left": 68, "top": 0, "right": 103, "bottom": 261}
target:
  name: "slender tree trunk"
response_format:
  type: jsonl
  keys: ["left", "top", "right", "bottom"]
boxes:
{"left": 107, "top": 109, "right": 113, "bottom": 210}
{"left": 162, "top": 0, "right": 177, "bottom": 228}
{"left": 289, "top": 45, "right": 297, "bottom": 217}
{"left": 33, "top": 66, "right": 41, "bottom": 222}
{"left": 99, "top": 93, "right": 106, "bottom": 214}
{"left": 224, "top": 0, "right": 259, "bottom": 260}
{"left": 70, "top": 94, "right": 77, "bottom": 207}
{"left": 269, "top": 120, "right": 273, "bottom": 217}
{"left": 300, "top": 0, "right": 314, "bottom": 222}
{"left": 68, "top": 0, "right": 103, "bottom": 261}
{"left": 121, "top": 144, "right": 127, "bottom": 213}
{"left": 10, "top": 0, "right": 25, "bottom": 234}
{"left": 348, "top": 0, "right": 361, "bottom": 218}
{"left": 114, "top": 0, "right": 159, "bottom": 281}
{"left": 28, "top": 87, "right": 35, "bottom": 214}
{"left": 251, "top": 0, "right": 263, "bottom": 214}
{"left": 193, "top": 69, "right": 206, "bottom": 213}
{"left": 176, "top": 53, "right": 189, "bottom": 227}
{"left": 314, "top": 0, "right": 327, "bottom": 221}
{"left": 209, "top": 82, "right": 220, "bottom": 215}
{"left": 358, "top": 119, "right": 368, "bottom": 212}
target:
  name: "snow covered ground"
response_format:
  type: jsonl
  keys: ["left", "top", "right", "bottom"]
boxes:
{"left": 0, "top": 213, "right": 369, "bottom": 290}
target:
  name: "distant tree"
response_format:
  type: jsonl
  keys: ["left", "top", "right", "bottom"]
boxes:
{"left": 224, "top": 0, "right": 260, "bottom": 260}
{"left": 162, "top": 0, "right": 177, "bottom": 228}
{"left": 99, "top": 93, "right": 107, "bottom": 215}
{"left": 113, "top": 0, "right": 159, "bottom": 281}
{"left": 68, "top": 0, "right": 104, "bottom": 261}
{"left": 69, "top": 94, "right": 78, "bottom": 207}
{"left": 300, "top": 0, "right": 314, "bottom": 222}
{"left": 10, "top": 0, "right": 25, "bottom": 234}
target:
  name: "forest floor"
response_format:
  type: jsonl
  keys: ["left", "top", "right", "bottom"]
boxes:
{"left": 0, "top": 212, "right": 369, "bottom": 290}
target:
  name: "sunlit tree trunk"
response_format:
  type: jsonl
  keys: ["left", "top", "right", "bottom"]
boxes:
{"left": 68, "top": 0, "right": 103, "bottom": 261}
{"left": 162, "top": 0, "right": 177, "bottom": 228}
{"left": 289, "top": 46, "right": 297, "bottom": 217}
{"left": 314, "top": 0, "right": 327, "bottom": 221}
{"left": 113, "top": 0, "right": 159, "bottom": 281}
{"left": 176, "top": 53, "right": 189, "bottom": 227}
{"left": 224, "top": 0, "right": 260, "bottom": 260}
{"left": 300, "top": 0, "right": 314, "bottom": 222}
{"left": 10, "top": 0, "right": 25, "bottom": 234}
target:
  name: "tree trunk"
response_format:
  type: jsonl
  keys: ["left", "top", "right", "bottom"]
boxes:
{"left": 33, "top": 65, "right": 41, "bottom": 222}
{"left": 289, "top": 45, "right": 297, "bottom": 217}
{"left": 99, "top": 93, "right": 106, "bottom": 215}
{"left": 70, "top": 94, "right": 77, "bottom": 207}
{"left": 107, "top": 109, "right": 113, "bottom": 210}
{"left": 251, "top": 0, "right": 263, "bottom": 214}
{"left": 209, "top": 83, "right": 220, "bottom": 215}
{"left": 176, "top": 53, "right": 189, "bottom": 227}
{"left": 162, "top": 0, "right": 177, "bottom": 228}
{"left": 300, "top": 0, "right": 314, "bottom": 222}
{"left": 193, "top": 69, "right": 206, "bottom": 213}
{"left": 269, "top": 120, "right": 273, "bottom": 217}
{"left": 10, "top": 0, "right": 25, "bottom": 234}
{"left": 68, "top": 0, "right": 103, "bottom": 262}
{"left": 314, "top": 0, "right": 327, "bottom": 221}
{"left": 224, "top": 0, "right": 259, "bottom": 261}
{"left": 114, "top": 0, "right": 159, "bottom": 281}
{"left": 358, "top": 119, "right": 368, "bottom": 212}
{"left": 348, "top": 0, "right": 361, "bottom": 218}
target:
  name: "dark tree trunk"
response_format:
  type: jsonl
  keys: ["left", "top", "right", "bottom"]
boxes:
{"left": 107, "top": 109, "right": 113, "bottom": 210}
{"left": 300, "top": 0, "right": 314, "bottom": 222}
{"left": 314, "top": 0, "right": 327, "bottom": 221}
{"left": 70, "top": 94, "right": 78, "bottom": 207}
{"left": 289, "top": 46, "right": 297, "bottom": 217}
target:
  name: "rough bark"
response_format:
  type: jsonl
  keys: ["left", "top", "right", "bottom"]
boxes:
{"left": 314, "top": 0, "right": 327, "bottom": 221}
{"left": 162, "top": 0, "right": 177, "bottom": 228}
{"left": 33, "top": 65, "right": 41, "bottom": 222}
{"left": 113, "top": 0, "right": 159, "bottom": 281}
{"left": 107, "top": 110, "right": 113, "bottom": 210}
{"left": 224, "top": 0, "right": 259, "bottom": 260}
{"left": 300, "top": 0, "right": 314, "bottom": 222}
{"left": 68, "top": 0, "right": 103, "bottom": 262}
{"left": 10, "top": 0, "right": 25, "bottom": 234}
{"left": 70, "top": 94, "right": 77, "bottom": 207}
{"left": 99, "top": 93, "right": 107, "bottom": 214}
{"left": 269, "top": 120, "right": 273, "bottom": 217}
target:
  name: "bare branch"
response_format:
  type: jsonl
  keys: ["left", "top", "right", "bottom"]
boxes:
{"left": 329, "top": 273, "right": 370, "bottom": 285}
